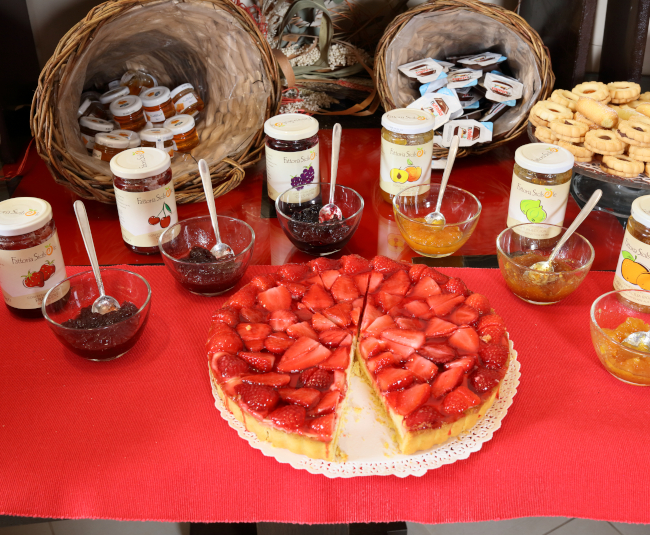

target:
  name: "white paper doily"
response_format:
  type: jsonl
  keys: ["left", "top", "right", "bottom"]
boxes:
{"left": 210, "top": 341, "right": 520, "bottom": 478}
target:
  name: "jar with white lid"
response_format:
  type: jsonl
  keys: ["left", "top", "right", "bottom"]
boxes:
{"left": 380, "top": 108, "right": 435, "bottom": 203}
{"left": 120, "top": 70, "right": 157, "bottom": 95}
{"left": 111, "top": 129, "right": 141, "bottom": 148}
{"left": 507, "top": 143, "right": 574, "bottom": 239}
{"left": 140, "top": 86, "right": 175, "bottom": 124}
{"left": 79, "top": 116, "right": 114, "bottom": 152}
{"left": 92, "top": 133, "right": 130, "bottom": 161}
{"left": 110, "top": 147, "right": 176, "bottom": 255}
{"left": 0, "top": 197, "right": 68, "bottom": 317}
{"left": 140, "top": 127, "right": 175, "bottom": 158}
{"left": 170, "top": 83, "right": 204, "bottom": 117}
{"left": 99, "top": 86, "right": 130, "bottom": 112}
{"left": 78, "top": 98, "right": 107, "bottom": 120}
{"left": 264, "top": 113, "right": 320, "bottom": 201}
{"left": 80, "top": 91, "right": 101, "bottom": 104}
{"left": 163, "top": 114, "right": 199, "bottom": 152}
{"left": 110, "top": 95, "right": 147, "bottom": 132}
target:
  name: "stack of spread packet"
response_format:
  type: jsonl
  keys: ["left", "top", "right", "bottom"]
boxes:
{"left": 399, "top": 52, "right": 524, "bottom": 167}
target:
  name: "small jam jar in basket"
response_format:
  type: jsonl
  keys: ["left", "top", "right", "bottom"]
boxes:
{"left": 164, "top": 114, "right": 199, "bottom": 153}
{"left": 140, "top": 86, "right": 176, "bottom": 125}
{"left": 170, "top": 83, "right": 204, "bottom": 118}
{"left": 110, "top": 95, "right": 148, "bottom": 132}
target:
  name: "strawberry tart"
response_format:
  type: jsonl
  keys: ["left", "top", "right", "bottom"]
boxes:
{"left": 207, "top": 255, "right": 511, "bottom": 461}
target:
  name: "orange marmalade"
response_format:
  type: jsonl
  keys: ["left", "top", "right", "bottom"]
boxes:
{"left": 398, "top": 218, "right": 467, "bottom": 257}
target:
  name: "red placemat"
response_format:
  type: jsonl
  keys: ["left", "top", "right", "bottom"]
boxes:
{"left": 1, "top": 265, "right": 648, "bottom": 525}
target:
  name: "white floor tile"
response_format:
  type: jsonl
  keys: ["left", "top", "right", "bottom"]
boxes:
{"left": 407, "top": 517, "right": 571, "bottom": 535}
{"left": 551, "top": 519, "right": 620, "bottom": 535}
{"left": 49, "top": 520, "right": 188, "bottom": 535}
{"left": 610, "top": 523, "right": 650, "bottom": 535}
{"left": 0, "top": 523, "right": 52, "bottom": 535}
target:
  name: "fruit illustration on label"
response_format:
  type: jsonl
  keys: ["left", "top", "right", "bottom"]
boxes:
{"left": 165, "top": 186, "right": 172, "bottom": 197}
{"left": 387, "top": 233, "right": 406, "bottom": 248}
{"left": 22, "top": 270, "right": 44, "bottom": 288}
{"left": 404, "top": 159, "right": 422, "bottom": 182}
{"left": 290, "top": 164, "right": 315, "bottom": 191}
{"left": 25, "top": 209, "right": 37, "bottom": 217}
{"left": 416, "top": 148, "right": 424, "bottom": 157}
{"left": 309, "top": 150, "right": 316, "bottom": 161}
{"left": 149, "top": 202, "right": 173, "bottom": 228}
{"left": 520, "top": 199, "right": 547, "bottom": 223}
{"left": 39, "top": 260, "right": 56, "bottom": 281}
{"left": 45, "top": 243, "right": 53, "bottom": 255}
{"left": 544, "top": 188, "right": 553, "bottom": 199}
{"left": 148, "top": 216, "right": 160, "bottom": 225}
{"left": 621, "top": 251, "right": 650, "bottom": 285}
{"left": 390, "top": 168, "right": 409, "bottom": 183}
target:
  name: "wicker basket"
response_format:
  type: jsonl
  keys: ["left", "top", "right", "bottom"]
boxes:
{"left": 375, "top": 0, "right": 554, "bottom": 158}
{"left": 30, "top": 0, "right": 281, "bottom": 204}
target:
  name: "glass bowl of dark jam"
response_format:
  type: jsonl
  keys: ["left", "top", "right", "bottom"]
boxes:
{"left": 275, "top": 182, "right": 363, "bottom": 256}
{"left": 158, "top": 215, "right": 254, "bottom": 295}
{"left": 42, "top": 268, "right": 152, "bottom": 361}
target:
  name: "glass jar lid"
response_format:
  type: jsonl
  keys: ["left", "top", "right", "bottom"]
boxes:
{"left": 631, "top": 195, "right": 650, "bottom": 228}
{"left": 0, "top": 197, "right": 53, "bottom": 236}
{"left": 141, "top": 86, "right": 171, "bottom": 107}
{"left": 110, "top": 129, "right": 140, "bottom": 148}
{"left": 170, "top": 83, "right": 195, "bottom": 99}
{"left": 110, "top": 95, "right": 143, "bottom": 117}
{"left": 515, "top": 143, "right": 575, "bottom": 174}
{"left": 164, "top": 114, "right": 195, "bottom": 135}
{"left": 110, "top": 147, "right": 171, "bottom": 179}
{"left": 140, "top": 127, "right": 174, "bottom": 142}
{"left": 95, "top": 133, "right": 130, "bottom": 149}
{"left": 264, "top": 113, "right": 319, "bottom": 141}
{"left": 79, "top": 116, "right": 114, "bottom": 132}
{"left": 381, "top": 109, "right": 435, "bottom": 134}
{"left": 99, "top": 86, "right": 129, "bottom": 105}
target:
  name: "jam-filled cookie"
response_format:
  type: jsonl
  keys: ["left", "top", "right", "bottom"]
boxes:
{"left": 576, "top": 97, "right": 618, "bottom": 128}
{"left": 531, "top": 100, "right": 573, "bottom": 122}
{"left": 616, "top": 121, "right": 650, "bottom": 146}
{"left": 534, "top": 126, "right": 558, "bottom": 144}
{"left": 601, "top": 154, "right": 644, "bottom": 177}
{"left": 550, "top": 89, "right": 580, "bottom": 112}
{"left": 557, "top": 140, "right": 594, "bottom": 162}
{"left": 549, "top": 118, "right": 589, "bottom": 140}
{"left": 628, "top": 145, "right": 650, "bottom": 162}
{"left": 584, "top": 129, "right": 626, "bottom": 155}
{"left": 574, "top": 111, "right": 600, "bottom": 130}
{"left": 572, "top": 82, "right": 610, "bottom": 102}
{"left": 607, "top": 82, "right": 641, "bottom": 104}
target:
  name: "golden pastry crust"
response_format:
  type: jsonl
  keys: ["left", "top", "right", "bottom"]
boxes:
{"left": 625, "top": 100, "right": 645, "bottom": 109}
{"left": 608, "top": 81, "right": 641, "bottom": 103}
{"left": 640, "top": 92, "right": 650, "bottom": 102}
{"left": 616, "top": 120, "right": 650, "bottom": 145}
{"left": 585, "top": 129, "right": 626, "bottom": 153}
{"left": 576, "top": 97, "right": 619, "bottom": 128}
{"left": 558, "top": 140, "right": 594, "bottom": 161}
{"left": 636, "top": 103, "right": 650, "bottom": 118}
{"left": 550, "top": 89, "right": 579, "bottom": 111}
{"left": 572, "top": 81, "right": 609, "bottom": 102}
{"left": 549, "top": 118, "right": 589, "bottom": 138}
{"left": 535, "top": 125, "right": 558, "bottom": 144}
{"left": 529, "top": 113, "right": 549, "bottom": 128}
{"left": 532, "top": 100, "right": 573, "bottom": 122}
{"left": 601, "top": 154, "right": 644, "bottom": 177}
{"left": 574, "top": 111, "right": 600, "bottom": 129}
{"left": 628, "top": 145, "right": 650, "bottom": 162}
{"left": 628, "top": 113, "right": 650, "bottom": 127}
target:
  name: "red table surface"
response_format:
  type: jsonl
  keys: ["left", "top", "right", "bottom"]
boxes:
{"left": 1, "top": 264, "right": 648, "bottom": 525}
{"left": 9, "top": 130, "right": 624, "bottom": 269}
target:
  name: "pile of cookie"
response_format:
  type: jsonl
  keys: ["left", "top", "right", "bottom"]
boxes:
{"left": 529, "top": 81, "right": 650, "bottom": 178}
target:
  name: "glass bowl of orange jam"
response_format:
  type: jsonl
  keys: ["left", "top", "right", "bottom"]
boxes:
{"left": 591, "top": 289, "right": 650, "bottom": 385}
{"left": 497, "top": 223, "right": 594, "bottom": 305}
{"left": 392, "top": 184, "right": 481, "bottom": 258}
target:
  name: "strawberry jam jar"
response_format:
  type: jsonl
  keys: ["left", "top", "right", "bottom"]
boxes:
{"left": 110, "top": 147, "right": 177, "bottom": 255}
{"left": 0, "top": 197, "right": 68, "bottom": 318}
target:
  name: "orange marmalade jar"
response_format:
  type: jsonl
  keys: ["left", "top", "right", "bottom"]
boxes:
{"left": 164, "top": 114, "right": 199, "bottom": 152}
{"left": 139, "top": 127, "right": 175, "bottom": 159}
{"left": 140, "top": 86, "right": 175, "bottom": 125}
{"left": 110, "top": 95, "right": 147, "bottom": 132}
{"left": 0, "top": 197, "right": 68, "bottom": 318}
{"left": 111, "top": 129, "right": 141, "bottom": 148}
{"left": 99, "top": 86, "right": 130, "bottom": 115}
{"left": 92, "top": 133, "right": 130, "bottom": 161}
{"left": 79, "top": 117, "right": 114, "bottom": 153}
{"left": 170, "top": 83, "right": 204, "bottom": 117}
{"left": 110, "top": 147, "right": 176, "bottom": 255}
{"left": 120, "top": 69, "right": 157, "bottom": 95}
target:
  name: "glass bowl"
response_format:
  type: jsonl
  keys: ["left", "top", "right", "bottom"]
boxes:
{"left": 591, "top": 289, "right": 650, "bottom": 385}
{"left": 42, "top": 268, "right": 151, "bottom": 361}
{"left": 275, "top": 182, "right": 363, "bottom": 256}
{"left": 159, "top": 215, "right": 254, "bottom": 296}
{"left": 496, "top": 223, "right": 594, "bottom": 305}
{"left": 392, "top": 184, "right": 481, "bottom": 258}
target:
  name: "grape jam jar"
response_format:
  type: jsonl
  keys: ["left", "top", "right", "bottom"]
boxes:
{"left": 110, "top": 147, "right": 177, "bottom": 255}
{"left": 264, "top": 113, "right": 320, "bottom": 202}
{"left": 0, "top": 197, "right": 68, "bottom": 318}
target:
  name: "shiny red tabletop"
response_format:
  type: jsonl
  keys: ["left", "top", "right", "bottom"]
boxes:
{"left": 11, "top": 129, "right": 623, "bottom": 270}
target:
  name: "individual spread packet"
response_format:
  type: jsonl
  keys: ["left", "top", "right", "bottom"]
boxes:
{"left": 456, "top": 52, "right": 507, "bottom": 71}
{"left": 455, "top": 87, "right": 482, "bottom": 109}
{"left": 441, "top": 119, "right": 493, "bottom": 147}
{"left": 480, "top": 101, "right": 509, "bottom": 122}
{"left": 419, "top": 72, "right": 448, "bottom": 95}
{"left": 436, "top": 60, "right": 455, "bottom": 73}
{"left": 407, "top": 87, "right": 462, "bottom": 130}
{"left": 398, "top": 58, "right": 446, "bottom": 83}
{"left": 483, "top": 72, "right": 523, "bottom": 103}
{"left": 446, "top": 68, "right": 482, "bottom": 89}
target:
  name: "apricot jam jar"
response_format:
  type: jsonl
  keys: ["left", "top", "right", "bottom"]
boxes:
{"left": 110, "top": 95, "right": 147, "bottom": 132}
{"left": 380, "top": 109, "right": 435, "bottom": 204}
{"left": 164, "top": 114, "right": 199, "bottom": 152}
{"left": 120, "top": 69, "right": 157, "bottom": 95}
{"left": 92, "top": 133, "right": 130, "bottom": 161}
{"left": 614, "top": 195, "right": 650, "bottom": 309}
{"left": 264, "top": 113, "right": 320, "bottom": 201}
{"left": 111, "top": 147, "right": 176, "bottom": 255}
{"left": 507, "top": 143, "right": 574, "bottom": 239}
{"left": 140, "top": 86, "right": 176, "bottom": 125}
{"left": 0, "top": 198, "right": 68, "bottom": 318}
{"left": 111, "top": 129, "right": 141, "bottom": 148}
{"left": 79, "top": 116, "right": 113, "bottom": 153}
{"left": 140, "top": 127, "right": 175, "bottom": 159}
{"left": 170, "top": 83, "right": 204, "bottom": 117}
{"left": 99, "top": 86, "right": 130, "bottom": 114}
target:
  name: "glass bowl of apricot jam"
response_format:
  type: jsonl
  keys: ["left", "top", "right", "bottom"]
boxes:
{"left": 591, "top": 289, "right": 650, "bottom": 385}
{"left": 392, "top": 184, "right": 481, "bottom": 258}
{"left": 497, "top": 224, "right": 594, "bottom": 305}
{"left": 42, "top": 268, "right": 151, "bottom": 361}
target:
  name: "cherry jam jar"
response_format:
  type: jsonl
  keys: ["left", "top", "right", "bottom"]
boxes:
{"left": 264, "top": 113, "right": 320, "bottom": 201}
{"left": 110, "top": 147, "right": 177, "bottom": 255}
{"left": 0, "top": 197, "right": 68, "bottom": 318}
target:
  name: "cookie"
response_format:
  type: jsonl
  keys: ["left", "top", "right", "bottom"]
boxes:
{"left": 628, "top": 145, "right": 650, "bottom": 162}
{"left": 549, "top": 118, "right": 589, "bottom": 138}
{"left": 635, "top": 103, "right": 650, "bottom": 118}
{"left": 529, "top": 114, "right": 549, "bottom": 128}
{"left": 616, "top": 120, "right": 650, "bottom": 145}
{"left": 534, "top": 126, "right": 557, "bottom": 144}
{"left": 625, "top": 100, "right": 646, "bottom": 109}
{"left": 601, "top": 154, "right": 644, "bottom": 177}
{"left": 576, "top": 97, "right": 619, "bottom": 128}
{"left": 574, "top": 112, "right": 599, "bottom": 130}
{"left": 628, "top": 114, "right": 650, "bottom": 127}
{"left": 532, "top": 100, "right": 573, "bottom": 122}
{"left": 608, "top": 82, "right": 641, "bottom": 103}
{"left": 550, "top": 90, "right": 580, "bottom": 112}
{"left": 572, "top": 82, "right": 610, "bottom": 102}
{"left": 558, "top": 140, "right": 594, "bottom": 162}
{"left": 608, "top": 105, "right": 642, "bottom": 122}
{"left": 585, "top": 129, "right": 626, "bottom": 154}
{"left": 640, "top": 92, "right": 650, "bottom": 102}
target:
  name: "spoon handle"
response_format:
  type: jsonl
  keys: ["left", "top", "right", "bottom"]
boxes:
{"left": 199, "top": 159, "right": 222, "bottom": 245}
{"left": 435, "top": 135, "right": 460, "bottom": 213}
{"left": 547, "top": 189, "right": 602, "bottom": 264}
{"left": 329, "top": 123, "right": 342, "bottom": 205}
{"left": 73, "top": 200, "right": 105, "bottom": 298}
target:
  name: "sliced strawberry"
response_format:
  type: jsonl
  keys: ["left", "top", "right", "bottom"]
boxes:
{"left": 479, "top": 324, "right": 507, "bottom": 345}
{"left": 360, "top": 304, "right": 382, "bottom": 331}
{"left": 425, "top": 317, "right": 457, "bottom": 338}
{"left": 426, "top": 294, "right": 465, "bottom": 316}
{"left": 319, "top": 329, "right": 351, "bottom": 348}
{"left": 409, "top": 264, "right": 428, "bottom": 283}
{"left": 293, "top": 302, "right": 314, "bottom": 322}
{"left": 351, "top": 307, "right": 361, "bottom": 326}
{"left": 378, "top": 269, "right": 411, "bottom": 297}
{"left": 214, "top": 354, "right": 250, "bottom": 379}
{"left": 235, "top": 383, "right": 279, "bottom": 415}
{"left": 367, "top": 271, "right": 384, "bottom": 293}
{"left": 366, "top": 351, "right": 402, "bottom": 374}
{"left": 405, "top": 355, "right": 439, "bottom": 382}
{"left": 239, "top": 307, "right": 267, "bottom": 323}
{"left": 448, "top": 304, "right": 479, "bottom": 326}
{"left": 320, "top": 269, "right": 340, "bottom": 290}
{"left": 302, "top": 284, "right": 335, "bottom": 312}
{"left": 479, "top": 343, "right": 509, "bottom": 370}
{"left": 395, "top": 383, "right": 431, "bottom": 416}
{"left": 278, "top": 263, "right": 310, "bottom": 282}
{"left": 257, "top": 286, "right": 292, "bottom": 312}
{"left": 319, "top": 346, "right": 350, "bottom": 371}
{"left": 465, "top": 293, "right": 491, "bottom": 316}
{"left": 370, "top": 255, "right": 408, "bottom": 275}
{"left": 430, "top": 367, "right": 464, "bottom": 398}
{"left": 381, "top": 329, "right": 425, "bottom": 349}
{"left": 443, "top": 277, "right": 470, "bottom": 296}
{"left": 236, "top": 323, "right": 272, "bottom": 342}
{"left": 376, "top": 367, "right": 415, "bottom": 392}
{"left": 275, "top": 337, "right": 318, "bottom": 371}
{"left": 340, "top": 254, "right": 370, "bottom": 275}
{"left": 242, "top": 372, "right": 291, "bottom": 387}
{"left": 418, "top": 343, "right": 456, "bottom": 363}
{"left": 365, "top": 315, "right": 397, "bottom": 337}
{"left": 444, "top": 355, "right": 476, "bottom": 373}
{"left": 278, "top": 387, "right": 321, "bottom": 408}
{"left": 403, "top": 299, "right": 431, "bottom": 318}
{"left": 323, "top": 303, "right": 352, "bottom": 328}
{"left": 206, "top": 324, "right": 244, "bottom": 355}
{"left": 448, "top": 326, "right": 479, "bottom": 354}
{"left": 238, "top": 352, "right": 275, "bottom": 373}
{"left": 250, "top": 275, "right": 276, "bottom": 292}
{"left": 286, "top": 321, "right": 319, "bottom": 341}
{"left": 331, "top": 274, "right": 360, "bottom": 303}
{"left": 383, "top": 340, "right": 415, "bottom": 359}
{"left": 308, "top": 413, "right": 336, "bottom": 436}
{"left": 442, "top": 385, "right": 480, "bottom": 415}
{"left": 245, "top": 339, "right": 266, "bottom": 352}
{"left": 470, "top": 367, "right": 504, "bottom": 394}
{"left": 264, "top": 332, "right": 294, "bottom": 354}
{"left": 268, "top": 309, "right": 297, "bottom": 332}
{"left": 376, "top": 291, "right": 402, "bottom": 313}
{"left": 404, "top": 405, "right": 443, "bottom": 431}
{"left": 309, "top": 257, "right": 342, "bottom": 273}
{"left": 332, "top": 370, "right": 346, "bottom": 391}
{"left": 228, "top": 286, "right": 257, "bottom": 309}
{"left": 352, "top": 297, "right": 365, "bottom": 308}
{"left": 311, "top": 313, "right": 338, "bottom": 333}
{"left": 477, "top": 314, "right": 505, "bottom": 332}
{"left": 308, "top": 390, "right": 339, "bottom": 416}
{"left": 269, "top": 405, "right": 306, "bottom": 430}
{"left": 353, "top": 272, "right": 370, "bottom": 294}
{"left": 395, "top": 317, "right": 425, "bottom": 330}
{"left": 423, "top": 267, "right": 449, "bottom": 285}
{"left": 211, "top": 308, "right": 238, "bottom": 327}
{"left": 407, "top": 277, "right": 441, "bottom": 299}
{"left": 301, "top": 367, "right": 333, "bottom": 389}
{"left": 359, "top": 337, "right": 384, "bottom": 360}
{"left": 280, "top": 282, "right": 307, "bottom": 300}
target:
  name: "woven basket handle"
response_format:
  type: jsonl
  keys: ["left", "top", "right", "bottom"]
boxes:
{"left": 272, "top": 49, "right": 297, "bottom": 88}
{"left": 279, "top": 0, "right": 332, "bottom": 69}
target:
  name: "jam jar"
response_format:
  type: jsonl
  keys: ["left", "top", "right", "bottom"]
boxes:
{"left": 92, "top": 133, "right": 130, "bottom": 161}
{"left": 79, "top": 116, "right": 114, "bottom": 153}
{"left": 507, "top": 143, "right": 574, "bottom": 239}
{"left": 264, "top": 113, "right": 320, "bottom": 201}
{"left": 140, "top": 86, "right": 176, "bottom": 125}
{"left": 110, "top": 147, "right": 177, "bottom": 255}
{"left": 170, "top": 83, "right": 204, "bottom": 117}
{"left": 0, "top": 197, "right": 68, "bottom": 318}
{"left": 380, "top": 108, "right": 435, "bottom": 204}
{"left": 120, "top": 69, "right": 157, "bottom": 95}
{"left": 80, "top": 90, "right": 101, "bottom": 104}
{"left": 99, "top": 86, "right": 130, "bottom": 114}
{"left": 164, "top": 114, "right": 199, "bottom": 152}
{"left": 78, "top": 98, "right": 107, "bottom": 120}
{"left": 111, "top": 129, "right": 141, "bottom": 148}
{"left": 140, "top": 127, "right": 175, "bottom": 159}
{"left": 110, "top": 95, "right": 147, "bottom": 132}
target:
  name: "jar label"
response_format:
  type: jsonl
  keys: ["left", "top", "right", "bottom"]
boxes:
{"left": 266, "top": 142, "right": 320, "bottom": 201}
{"left": 81, "top": 133, "right": 95, "bottom": 150}
{"left": 0, "top": 229, "right": 69, "bottom": 309}
{"left": 175, "top": 93, "right": 198, "bottom": 113}
{"left": 506, "top": 171, "right": 571, "bottom": 239}
{"left": 92, "top": 148, "right": 103, "bottom": 160}
{"left": 613, "top": 229, "right": 650, "bottom": 305}
{"left": 145, "top": 108, "right": 166, "bottom": 123}
{"left": 379, "top": 138, "right": 433, "bottom": 196}
{"left": 115, "top": 183, "right": 178, "bottom": 247}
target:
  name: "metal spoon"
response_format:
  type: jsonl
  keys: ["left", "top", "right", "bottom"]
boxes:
{"left": 198, "top": 159, "right": 235, "bottom": 260}
{"left": 73, "top": 200, "right": 120, "bottom": 315}
{"left": 621, "top": 330, "right": 650, "bottom": 351}
{"left": 319, "top": 123, "right": 343, "bottom": 223}
{"left": 424, "top": 135, "right": 460, "bottom": 226}
{"left": 529, "top": 189, "right": 602, "bottom": 273}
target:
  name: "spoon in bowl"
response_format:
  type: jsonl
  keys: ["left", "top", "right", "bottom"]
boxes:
{"left": 319, "top": 123, "right": 343, "bottom": 223}
{"left": 73, "top": 200, "right": 120, "bottom": 315}
{"left": 198, "top": 159, "right": 235, "bottom": 260}
{"left": 424, "top": 135, "right": 460, "bottom": 226}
